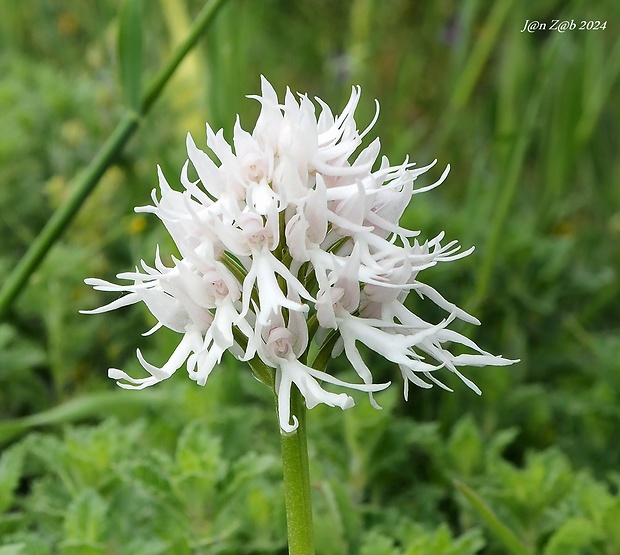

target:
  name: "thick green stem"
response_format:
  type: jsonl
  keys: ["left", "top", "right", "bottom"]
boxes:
{"left": 0, "top": 0, "right": 226, "bottom": 320}
{"left": 279, "top": 386, "right": 315, "bottom": 555}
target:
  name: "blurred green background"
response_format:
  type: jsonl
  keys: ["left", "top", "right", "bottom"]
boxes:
{"left": 1, "top": 0, "right": 619, "bottom": 553}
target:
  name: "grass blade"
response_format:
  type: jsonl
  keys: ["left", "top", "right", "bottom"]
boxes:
{"left": 118, "top": 0, "right": 144, "bottom": 111}
{"left": 0, "top": 390, "right": 173, "bottom": 446}
{"left": 0, "top": 0, "right": 227, "bottom": 320}
{"left": 455, "top": 479, "right": 532, "bottom": 555}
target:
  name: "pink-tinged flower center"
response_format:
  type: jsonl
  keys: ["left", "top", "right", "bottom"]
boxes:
{"left": 267, "top": 326, "right": 293, "bottom": 358}
{"left": 245, "top": 157, "right": 268, "bottom": 182}
{"left": 210, "top": 278, "right": 229, "bottom": 298}
{"left": 241, "top": 213, "right": 272, "bottom": 246}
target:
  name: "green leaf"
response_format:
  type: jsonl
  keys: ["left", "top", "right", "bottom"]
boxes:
{"left": 0, "top": 445, "right": 23, "bottom": 513}
{"left": 542, "top": 517, "right": 598, "bottom": 555}
{"left": 62, "top": 489, "right": 108, "bottom": 544}
{"left": 125, "top": 453, "right": 178, "bottom": 504}
{"left": 359, "top": 531, "right": 399, "bottom": 555}
{"left": 447, "top": 415, "right": 483, "bottom": 477}
{"left": 601, "top": 500, "right": 620, "bottom": 550}
{"left": 401, "top": 523, "right": 485, "bottom": 555}
{"left": 173, "top": 421, "right": 225, "bottom": 504}
{"left": 488, "top": 448, "right": 573, "bottom": 526}
{"left": 118, "top": 0, "right": 144, "bottom": 111}
{"left": 175, "top": 421, "right": 224, "bottom": 479}
{"left": 454, "top": 480, "right": 531, "bottom": 555}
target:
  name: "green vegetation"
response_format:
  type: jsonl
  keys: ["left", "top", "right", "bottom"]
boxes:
{"left": 1, "top": 0, "right": 619, "bottom": 552}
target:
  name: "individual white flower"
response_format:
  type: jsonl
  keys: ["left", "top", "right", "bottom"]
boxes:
{"left": 83, "top": 76, "right": 517, "bottom": 431}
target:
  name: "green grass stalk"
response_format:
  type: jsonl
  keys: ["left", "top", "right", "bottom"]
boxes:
{"left": 0, "top": 0, "right": 226, "bottom": 320}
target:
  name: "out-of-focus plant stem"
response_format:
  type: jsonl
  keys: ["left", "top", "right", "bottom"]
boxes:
{"left": 0, "top": 0, "right": 226, "bottom": 320}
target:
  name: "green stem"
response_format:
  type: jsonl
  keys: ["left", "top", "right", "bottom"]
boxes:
{"left": 142, "top": 0, "right": 225, "bottom": 113}
{"left": 0, "top": 114, "right": 137, "bottom": 319}
{"left": 0, "top": 0, "right": 227, "bottom": 320}
{"left": 279, "top": 386, "right": 315, "bottom": 555}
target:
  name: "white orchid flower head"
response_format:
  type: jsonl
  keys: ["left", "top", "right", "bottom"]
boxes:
{"left": 83, "top": 77, "right": 517, "bottom": 431}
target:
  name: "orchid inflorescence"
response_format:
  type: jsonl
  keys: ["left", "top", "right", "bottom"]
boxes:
{"left": 83, "top": 77, "right": 515, "bottom": 431}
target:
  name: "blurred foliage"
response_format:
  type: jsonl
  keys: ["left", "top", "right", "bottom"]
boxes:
{"left": 1, "top": 0, "right": 619, "bottom": 552}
